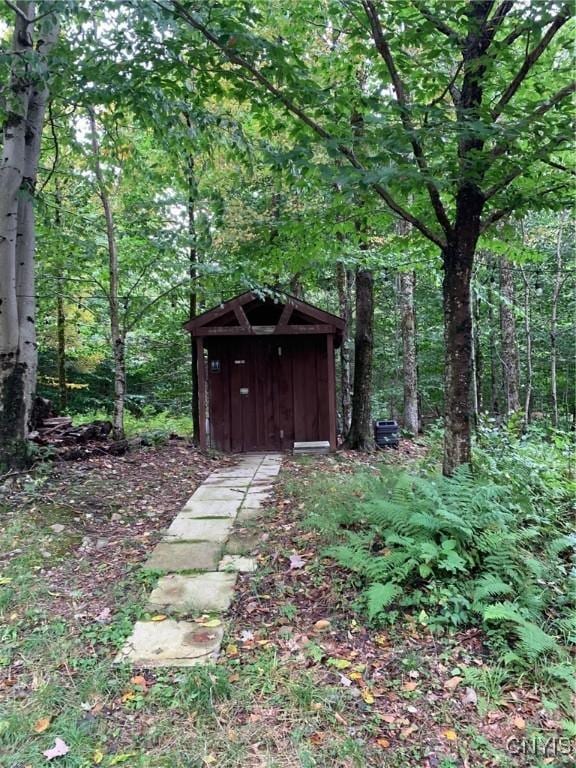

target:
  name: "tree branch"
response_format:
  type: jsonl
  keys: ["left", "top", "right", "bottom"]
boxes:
{"left": 491, "top": 4, "right": 572, "bottom": 120}
{"left": 164, "top": 0, "right": 446, "bottom": 248}
{"left": 480, "top": 182, "right": 571, "bottom": 232}
{"left": 490, "top": 82, "right": 575, "bottom": 159}
{"left": 362, "top": 0, "right": 452, "bottom": 237}
{"left": 541, "top": 159, "right": 576, "bottom": 176}
{"left": 410, "top": 0, "right": 461, "bottom": 43}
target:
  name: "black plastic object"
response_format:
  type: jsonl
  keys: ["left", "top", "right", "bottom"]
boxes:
{"left": 374, "top": 419, "right": 399, "bottom": 448}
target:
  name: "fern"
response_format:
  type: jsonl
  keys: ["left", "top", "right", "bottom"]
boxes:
{"left": 366, "top": 582, "right": 399, "bottom": 619}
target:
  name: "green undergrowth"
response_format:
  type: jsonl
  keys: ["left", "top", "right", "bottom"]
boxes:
{"left": 299, "top": 428, "right": 575, "bottom": 710}
{"left": 75, "top": 408, "right": 193, "bottom": 439}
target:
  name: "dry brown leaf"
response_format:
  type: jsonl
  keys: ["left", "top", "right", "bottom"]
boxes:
{"left": 400, "top": 724, "right": 417, "bottom": 739}
{"left": 313, "top": 619, "right": 331, "bottom": 631}
{"left": 32, "top": 716, "right": 51, "bottom": 734}
{"left": 444, "top": 676, "right": 463, "bottom": 691}
{"left": 380, "top": 714, "right": 396, "bottom": 724}
{"left": 513, "top": 716, "right": 526, "bottom": 730}
{"left": 130, "top": 675, "right": 147, "bottom": 690}
{"left": 402, "top": 681, "right": 418, "bottom": 692}
{"left": 376, "top": 738, "right": 391, "bottom": 749}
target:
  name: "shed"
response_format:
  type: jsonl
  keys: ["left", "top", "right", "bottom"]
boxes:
{"left": 184, "top": 291, "right": 345, "bottom": 453}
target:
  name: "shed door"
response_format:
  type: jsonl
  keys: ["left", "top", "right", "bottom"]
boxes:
{"left": 229, "top": 339, "right": 282, "bottom": 452}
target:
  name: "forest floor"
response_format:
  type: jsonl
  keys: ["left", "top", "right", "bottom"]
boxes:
{"left": 0, "top": 440, "right": 569, "bottom": 768}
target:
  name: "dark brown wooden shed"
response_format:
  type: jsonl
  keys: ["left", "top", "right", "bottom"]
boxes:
{"left": 184, "top": 291, "right": 345, "bottom": 453}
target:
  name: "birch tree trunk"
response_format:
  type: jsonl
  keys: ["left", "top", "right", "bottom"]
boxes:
{"left": 397, "top": 270, "right": 419, "bottom": 436}
{"left": 336, "top": 261, "right": 353, "bottom": 436}
{"left": 499, "top": 258, "right": 520, "bottom": 414}
{"left": 551, "top": 217, "right": 565, "bottom": 427}
{"left": 187, "top": 152, "right": 200, "bottom": 442}
{"left": 88, "top": 109, "right": 126, "bottom": 441}
{"left": 0, "top": 3, "right": 58, "bottom": 468}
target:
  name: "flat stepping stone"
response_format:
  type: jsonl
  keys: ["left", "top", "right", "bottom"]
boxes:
{"left": 219, "top": 555, "right": 257, "bottom": 573}
{"left": 144, "top": 541, "right": 221, "bottom": 572}
{"left": 179, "top": 500, "right": 240, "bottom": 519}
{"left": 202, "top": 477, "right": 253, "bottom": 488}
{"left": 209, "top": 468, "right": 256, "bottom": 478}
{"left": 242, "top": 491, "right": 270, "bottom": 509}
{"left": 116, "top": 619, "right": 223, "bottom": 667}
{"left": 225, "top": 531, "right": 260, "bottom": 556}
{"left": 237, "top": 506, "right": 265, "bottom": 522}
{"left": 190, "top": 486, "right": 247, "bottom": 502}
{"left": 148, "top": 572, "right": 237, "bottom": 612}
{"left": 164, "top": 517, "right": 233, "bottom": 542}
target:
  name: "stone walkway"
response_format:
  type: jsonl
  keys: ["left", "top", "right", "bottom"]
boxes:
{"left": 116, "top": 454, "right": 282, "bottom": 667}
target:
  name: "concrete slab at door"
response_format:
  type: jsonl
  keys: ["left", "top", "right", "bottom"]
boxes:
{"left": 148, "top": 572, "right": 237, "bottom": 612}
{"left": 144, "top": 542, "right": 222, "bottom": 572}
{"left": 116, "top": 619, "right": 224, "bottom": 667}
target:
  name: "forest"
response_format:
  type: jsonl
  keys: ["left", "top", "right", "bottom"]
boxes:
{"left": 0, "top": 2, "right": 575, "bottom": 767}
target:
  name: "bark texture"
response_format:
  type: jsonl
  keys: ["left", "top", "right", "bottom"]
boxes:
{"left": 344, "top": 268, "right": 374, "bottom": 450}
{"left": 336, "top": 261, "right": 353, "bottom": 435}
{"left": 499, "top": 258, "right": 520, "bottom": 413}
{"left": 550, "top": 217, "right": 565, "bottom": 427}
{"left": 89, "top": 109, "right": 126, "bottom": 441}
{"left": 187, "top": 152, "right": 200, "bottom": 442}
{"left": 0, "top": 3, "right": 58, "bottom": 468}
{"left": 398, "top": 270, "right": 419, "bottom": 435}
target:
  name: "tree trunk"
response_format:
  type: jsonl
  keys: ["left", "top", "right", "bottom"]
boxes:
{"left": 57, "top": 294, "right": 67, "bottom": 411}
{"left": 442, "top": 242, "right": 474, "bottom": 475}
{"left": 336, "top": 261, "right": 353, "bottom": 435}
{"left": 519, "top": 266, "right": 532, "bottom": 426}
{"left": 88, "top": 109, "right": 126, "bottom": 441}
{"left": 187, "top": 152, "right": 200, "bottom": 442}
{"left": 499, "top": 258, "right": 520, "bottom": 414}
{"left": 398, "top": 270, "right": 419, "bottom": 436}
{"left": 0, "top": 3, "right": 58, "bottom": 469}
{"left": 473, "top": 286, "right": 482, "bottom": 414}
{"left": 470, "top": 284, "right": 479, "bottom": 428}
{"left": 551, "top": 217, "right": 565, "bottom": 427}
{"left": 344, "top": 268, "right": 374, "bottom": 450}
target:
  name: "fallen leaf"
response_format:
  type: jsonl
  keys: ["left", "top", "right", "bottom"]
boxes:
{"left": 95, "top": 608, "right": 111, "bottom": 624}
{"left": 334, "top": 712, "right": 348, "bottom": 725}
{"left": 349, "top": 671, "right": 363, "bottom": 681}
{"left": 361, "top": 689, "right": 375, "bottom": 705}
{"left": 203, "top": 755, "right": 217, "bottom": 766}
{"left": 444, "top": 676, "right": 463, "bottom": 691}
{"left": 327, "top": 658, "right": 352, "bottom": 670}
{"left": 402, "top": 681, "right": 418, "bottom": 692}
{"left": 442, "top": 729, "right": 458, "bottom": 741}
{"left": 376, "top": 738, "right": 391, "bottom": 749}
{"left": 380, "top": 714, "right": 396, "bottom": 724}
{"left": 109, "top": 755, "right": 137, "bottom": 765}
{"left": 151, "top": 614, "right": 167, "bottom": 622}
{"left": 130, "top": 675, "right": 147, "bottom": 691}
{"left": 93, "top": 749, "right": 104, "bottom": 765}
{"left": 513, "top": 717, "right": 526, "bottom": 730}
{"left": 33, "top": 716, "right": 52, "bottom": 734}
{"left": 462, "top": 687, "right": 477, "bottom": 705}
{"left": 198, "top": 618, "right": 222, "bottom": 628}
{"left": 43, "top": 738, "right": 70, "bottom": 760}
{"left": 314, "top": 619, "right": 331, "bottom": 631}
{"left": 309, "top": 732, "right": 325, "bottom": 745}
{"left": 121, "top": 692, "right": 136, "bottom": 703}
{"left": 400, "top": 725, "right": 417, "bottom": 739}
{"left": 226, "top": 644, "right": 239, "bottom": 657}
{"left": 289, "top": 554, "right": 306, "bottom": 569}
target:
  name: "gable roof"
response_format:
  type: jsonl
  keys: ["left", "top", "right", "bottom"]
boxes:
{"left": 183, "top": 291, "right": 345, "bottom": 340}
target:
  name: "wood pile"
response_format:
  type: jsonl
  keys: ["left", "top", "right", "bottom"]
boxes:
{"left": 30, "top": 397, "right": 119, "bottom": 460}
